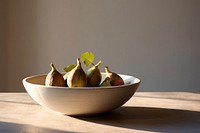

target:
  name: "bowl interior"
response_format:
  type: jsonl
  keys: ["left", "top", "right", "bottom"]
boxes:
{"left": 25, "top": 73, "right": 140, "bottom": 88}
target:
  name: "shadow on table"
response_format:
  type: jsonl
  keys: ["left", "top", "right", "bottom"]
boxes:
{"left": 75, "top": 107, "right": 200, "bottom": 133}
{"left": 0, "top": 121, "right": 77, "bottom": 133}
{"left": 0, "top": 100, "right": 38, "bottom": 105}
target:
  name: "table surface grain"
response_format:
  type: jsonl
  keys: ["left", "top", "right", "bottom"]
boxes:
{"left": 0, "top": 92, "right": 200, "bottom": 133}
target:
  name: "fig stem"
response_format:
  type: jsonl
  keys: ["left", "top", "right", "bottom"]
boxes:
{"left": 105, "top": 66, "right": 110, "bottom": 74}
{"left": 95, "top": 60, "right": 102, "bottom": 67}
{"left": 50, "top": 63, "right": 56, "bottom": 71}
{"left": 77, "top": 58, "right": 82, "bottom": 66}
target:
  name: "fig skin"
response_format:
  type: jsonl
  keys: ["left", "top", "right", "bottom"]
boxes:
{"left": 104, "top": 66, "right": 124, "bottom": 86}
{"left": 45, "top": 63, "right": 66, "bottom": 87}
{"left": 67, "top": 58, "right": 87, "bottom": 87}
{"left": 99, "top": 77, "right": 111, "bottom": 87}
{"left": 63, "top": 72, "right": 70, "bottom": 87}
{"left": 87, "top": 61, "right": 102, "bottom": 87}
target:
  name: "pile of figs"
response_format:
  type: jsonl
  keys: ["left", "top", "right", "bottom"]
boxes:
{"left": 45, "top": 53, "right": 124, "bottom": 88}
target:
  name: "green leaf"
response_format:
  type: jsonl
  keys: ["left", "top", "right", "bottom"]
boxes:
{"left": 63, "top": 64, "right": 76, "bottom": 72}
{"left": 81, "top": 52, "right": 95, "bottom": 67}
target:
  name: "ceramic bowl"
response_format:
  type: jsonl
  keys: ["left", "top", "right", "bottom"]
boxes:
{"left": 22, "top": 73, "right": 140, "bottom": 116}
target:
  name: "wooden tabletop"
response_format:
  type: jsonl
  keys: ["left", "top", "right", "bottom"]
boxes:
{"left": 0, "top": 92, "right": 200, "bottom": 133}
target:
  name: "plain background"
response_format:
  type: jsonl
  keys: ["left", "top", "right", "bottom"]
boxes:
{"left": 0, "top": 0, "right": 200, "bottom": 92}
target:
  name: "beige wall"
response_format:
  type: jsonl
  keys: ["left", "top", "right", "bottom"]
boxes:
{"left": 0, "top": 0, "right": 8, "bottom": 91}
{"left": 1, "top": 0, "right": 200, "bottom": 91}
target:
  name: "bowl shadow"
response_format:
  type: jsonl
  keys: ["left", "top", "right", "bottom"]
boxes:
{"left": 0, "top": 121, "right": 77, "bottom": 133}
{"left": 74, "top": 106, "right": 200, "bottom": 133}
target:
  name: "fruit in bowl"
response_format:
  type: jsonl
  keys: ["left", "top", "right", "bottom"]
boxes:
{"left": 22, "top": 52, "right": 141, "bottom": 116}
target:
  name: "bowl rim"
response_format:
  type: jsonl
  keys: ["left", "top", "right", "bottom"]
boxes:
{"left": 23, "top": 73, "right": 141, "bottom": 90}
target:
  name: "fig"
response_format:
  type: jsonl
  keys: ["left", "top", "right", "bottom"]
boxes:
{"left": 63, "top": 72, "right": 70, "bottom": 87}
{"left": 67, "top": 58, "right": 87, "bottom": 87}
{"left": 104, "top": 66, "right": 124, "bottom": 86}
{"left": 45, "top": 63, "right": 66, "bottom": 87}
{"left": 87, "top": 61, "right": 102, "bottom": 87}
{"left": 100, "top": 77, "right": 111, "bottom": 87}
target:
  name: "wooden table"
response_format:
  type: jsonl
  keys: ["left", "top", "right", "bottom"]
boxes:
{"left": 0, "top": 92, "right": 200, "bottom": 133}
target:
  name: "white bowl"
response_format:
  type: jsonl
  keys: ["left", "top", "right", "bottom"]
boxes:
{"left": 22, "top": 73, "right": 140, "bottom": 116}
